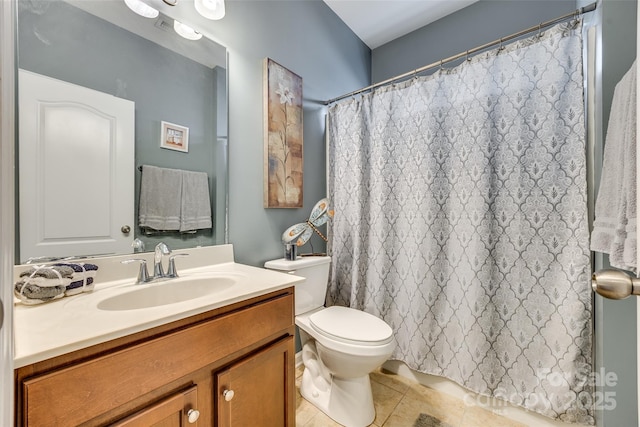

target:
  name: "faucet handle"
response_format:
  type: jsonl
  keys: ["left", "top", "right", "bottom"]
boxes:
{"left": 121, "top": 258, "right": 151, "bottom": 284}
{"left": 167, "top": 253, "right": 189, "bottom": 278}
{"left": 154, "top": 242, "right": 171, "bottom": 278}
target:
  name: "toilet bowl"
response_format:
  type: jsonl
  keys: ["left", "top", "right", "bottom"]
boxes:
{"left": 264, "top": 256, "right": 395, "bottom": 427}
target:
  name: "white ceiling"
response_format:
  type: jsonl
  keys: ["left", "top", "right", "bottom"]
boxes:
{"left": 322, "top": 0, "right": 480, "bottom": 49}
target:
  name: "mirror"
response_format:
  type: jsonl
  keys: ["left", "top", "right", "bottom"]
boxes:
{"left": 16, "top": 0, "right": 228, "bottom": 263}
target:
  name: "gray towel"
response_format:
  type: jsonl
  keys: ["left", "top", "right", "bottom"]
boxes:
{"left": 139, "top": 165, "right": 182, "bottom": 231}
{"left": 591, "top": 60, "right": 637, "bottom": 273}
{"left": 20, "top": 265, "right": 74, "bottom": 280}
{"left": 180, "top": 170, "right": 212, "bottom": 232}
{"left": 14, "top": 282, "right": 66, "bottom": 301}
{"left": 18, "top": 265, "right": 73, "bottom": 289}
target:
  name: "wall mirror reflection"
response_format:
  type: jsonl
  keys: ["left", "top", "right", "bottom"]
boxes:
{"left": 16, "top": 0, "right": 228, "bottom": 264}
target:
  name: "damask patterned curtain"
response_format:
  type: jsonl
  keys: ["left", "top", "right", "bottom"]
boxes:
{"left": 327, "top": 21, "right": 593, "bottom": 423}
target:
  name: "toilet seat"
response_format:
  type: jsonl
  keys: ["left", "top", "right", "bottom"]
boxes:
{"left": 309, "top": 306, "right": 393, "bottom": 346}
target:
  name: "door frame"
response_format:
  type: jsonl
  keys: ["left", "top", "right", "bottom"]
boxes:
{"left": 637, "top": 1, "right": 640, "bottom": 424}
{"left": 0, "top": 0, "right": 15, "bottom": 425}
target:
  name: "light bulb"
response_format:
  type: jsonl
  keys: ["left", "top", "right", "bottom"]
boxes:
{"left": 195, "top": 0, "right": 225, "bottom": 20}
{"left": 173, "top": 20, "right": 203, "bottom": 40}
{"left": 123, "top": 0, "right": 159, "bottom": 18}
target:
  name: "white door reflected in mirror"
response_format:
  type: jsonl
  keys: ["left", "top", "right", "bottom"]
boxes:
{"left": 19, "top": 69, "right": 135, "bottom": 262}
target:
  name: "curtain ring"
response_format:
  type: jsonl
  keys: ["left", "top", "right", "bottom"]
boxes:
{"left": 499, "top": 38, "right": 504, "bottom": 51}
{"left": 466, "top": 50, "right": 471, "bottom": 62}
{"left": 537, "top": 23, "right": 543, "bottom": 38}
{"left": 439, "top": 59, "right": 444, "bottom": 71}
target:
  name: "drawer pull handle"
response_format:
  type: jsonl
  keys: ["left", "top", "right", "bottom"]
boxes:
{"left": 187, "top": 409, "right": 200, "bottom": 423}
{"left": 223, "top": 389, "right": 235, "bottom": 402}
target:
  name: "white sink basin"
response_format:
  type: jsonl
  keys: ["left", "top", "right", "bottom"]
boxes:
{"left": 97, "top": 276, "right": 236, "bottom": 311}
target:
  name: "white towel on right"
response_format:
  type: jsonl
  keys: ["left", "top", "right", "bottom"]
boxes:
{"left": 591, "top": 60, "right": 637, "bottom": 273}
{"left": 180, "top": 170, "right": 212, "bottom": 232}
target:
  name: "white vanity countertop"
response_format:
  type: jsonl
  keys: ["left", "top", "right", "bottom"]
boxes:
{"left": 13, "top": 245, "right": 303, "bottom": 368}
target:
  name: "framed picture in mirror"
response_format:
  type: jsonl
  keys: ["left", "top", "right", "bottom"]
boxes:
{"left": 161, "top": 121, "right": 189, "bottom": 153}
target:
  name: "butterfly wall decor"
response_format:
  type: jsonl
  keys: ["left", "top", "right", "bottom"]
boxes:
{"left": 282, "top": 198, "right": 334, "bottom": 257}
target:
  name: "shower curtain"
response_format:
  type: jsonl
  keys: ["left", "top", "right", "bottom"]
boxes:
{"left": 327, "top": 21, "right": 593, "bottom": 424}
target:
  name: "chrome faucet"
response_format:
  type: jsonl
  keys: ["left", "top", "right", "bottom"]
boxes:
{"left": 153, "top": 242, "right": 171, "bottom": 278}
{"left": 122, "top": 242, "right": 189, "bottom": 284}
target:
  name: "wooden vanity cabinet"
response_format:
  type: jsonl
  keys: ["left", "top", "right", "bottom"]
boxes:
{"left": 15, "top": 288, "right": 296, "bottom": 427}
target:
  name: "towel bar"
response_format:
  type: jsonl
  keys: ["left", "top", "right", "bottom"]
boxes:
{"left": 592, "top": 269, "right": 640, "bottom": 299}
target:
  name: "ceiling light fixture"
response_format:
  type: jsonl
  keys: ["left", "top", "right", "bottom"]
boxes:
{"left": 123, "top": 0, "right": 159, "bottom": 18}
{"left": 173, "top": 20, "right": 203, "bottom": 40}
{"left": 194, "top": 0, "right": 226, "bottom": 20}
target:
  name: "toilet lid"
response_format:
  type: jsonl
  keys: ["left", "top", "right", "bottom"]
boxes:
{"left": 309, "top": 306, "right": 393, "bottom": 346}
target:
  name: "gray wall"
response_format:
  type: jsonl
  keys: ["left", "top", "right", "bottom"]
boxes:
{"left": 372, "top": 0, "right": 577, "bottom": 83}
{"left": 182, "top": 0, "right": 371, "bottom": 267}
{"left": 17, "top": 0, "right": 222, "bottom": 255}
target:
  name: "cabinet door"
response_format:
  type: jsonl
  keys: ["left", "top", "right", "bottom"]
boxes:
{"left": 112, "top": 386, "right": 200, "bottom": 427}
{"left": 216, "top": 337, "right": 295, "bottom": 427}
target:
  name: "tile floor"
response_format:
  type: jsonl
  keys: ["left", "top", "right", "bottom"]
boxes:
{"left": 295, "top": 366, "right": 527, "bottom": 427}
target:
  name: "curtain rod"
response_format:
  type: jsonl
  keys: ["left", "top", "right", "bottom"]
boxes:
{"left": 324, "top": 2, "right": 597, "bottom": 106}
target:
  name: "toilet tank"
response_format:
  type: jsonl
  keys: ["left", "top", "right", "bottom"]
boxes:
{"left": 264, "top": 256, "right": 331, "bottom": 315}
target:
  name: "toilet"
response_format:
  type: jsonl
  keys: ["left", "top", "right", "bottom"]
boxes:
{"left": 265, "top": 256, "right": 395, "bottom": 427}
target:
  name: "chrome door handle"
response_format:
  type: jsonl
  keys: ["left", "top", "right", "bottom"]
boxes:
{"left": 592, "top": 269, "right": 640, "bottom": 299}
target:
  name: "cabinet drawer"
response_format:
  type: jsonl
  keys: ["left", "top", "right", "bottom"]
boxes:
{"left": 112, "top": 385, "right": 198, "bottom": 427}
{"left": 21, "top": 293, "right": 293, "bottom": 426}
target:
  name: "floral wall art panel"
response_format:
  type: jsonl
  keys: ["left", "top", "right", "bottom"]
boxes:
{"left": 264, "top": 58, "right": 303, "bottom": 208}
